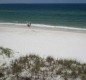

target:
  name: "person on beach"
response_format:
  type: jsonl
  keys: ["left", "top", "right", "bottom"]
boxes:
{"left": 27, "top": 21, "right": 31, "bottom": 27}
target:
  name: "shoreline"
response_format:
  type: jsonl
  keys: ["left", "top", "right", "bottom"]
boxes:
{"left": 0, "top": 22, "right": 86, "bottom": 33}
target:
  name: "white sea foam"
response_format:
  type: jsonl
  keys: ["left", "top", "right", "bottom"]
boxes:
{"left": 32, "top": 23, "right": 86, "bottom": 31}
{"left": 0, "top": 22, "right": 86, "bottom": 32}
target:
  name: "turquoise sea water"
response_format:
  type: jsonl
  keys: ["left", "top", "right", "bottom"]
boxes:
{"left": 0, "top": 4, "right": 86, "bottom": 28}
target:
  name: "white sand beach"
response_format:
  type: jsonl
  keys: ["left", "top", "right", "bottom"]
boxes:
{"left": 0, "top": 23, "right": 86, "bottom": 63}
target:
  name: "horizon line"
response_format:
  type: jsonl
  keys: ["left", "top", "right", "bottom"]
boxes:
{"left": 0, "top": 3, "right": 86, "bottom": 4}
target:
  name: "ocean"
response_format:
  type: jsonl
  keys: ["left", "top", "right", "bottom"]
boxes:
{"left": 0, "top": 3, "right": 86, "bottom": 29}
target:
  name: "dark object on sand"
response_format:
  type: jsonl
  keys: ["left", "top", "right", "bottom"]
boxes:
{"left": 0, "top": 72, "right": 4, "bottom": 77}
{"left": 27, "top": 22, "right": 31, "bottom": 27}
{"left": 21, "top": 77, "right": 31, "bottom": 80}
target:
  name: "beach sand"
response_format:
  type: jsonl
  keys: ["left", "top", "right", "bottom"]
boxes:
{"left": 0, "top": 23, "right": 86, "bottom": 63}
